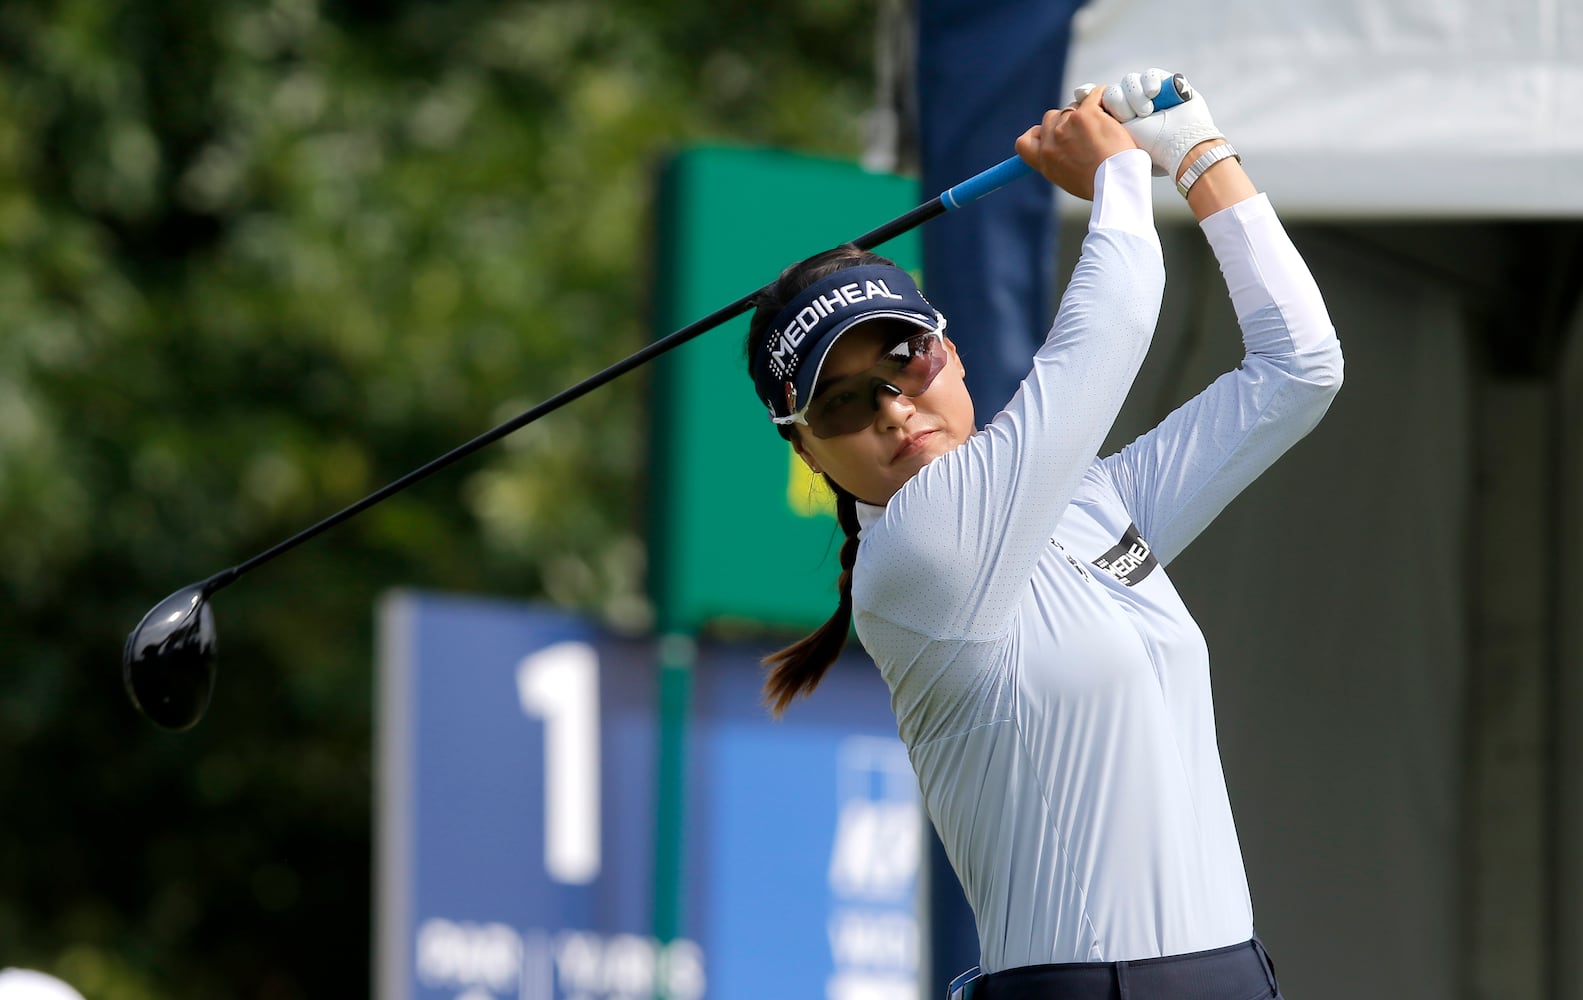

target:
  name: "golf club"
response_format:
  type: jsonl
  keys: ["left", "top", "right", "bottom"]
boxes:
{"left": 122, "top": 78, "right": 1191, "bottom": 731}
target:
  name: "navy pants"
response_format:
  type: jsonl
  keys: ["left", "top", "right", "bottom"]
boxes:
{"left": 975, "top": 939, "right": 1283, "bottom": 1000}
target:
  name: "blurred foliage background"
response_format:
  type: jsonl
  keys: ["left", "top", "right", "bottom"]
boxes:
{"left": 0, "top": 0, "right": 872, "bottom": 995}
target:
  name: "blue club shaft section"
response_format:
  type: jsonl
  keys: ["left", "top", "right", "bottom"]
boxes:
{"left": 938, "top": 74, "right": 1188, "bottom": 211}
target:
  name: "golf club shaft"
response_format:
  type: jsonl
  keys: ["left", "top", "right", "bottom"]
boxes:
{"left": 201, "top": 154, "right": 1040, "bottom": 597}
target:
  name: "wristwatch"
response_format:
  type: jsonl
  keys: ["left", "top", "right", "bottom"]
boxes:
{"left": 1176, "top": 142, "right": 1240, "bottom": 198}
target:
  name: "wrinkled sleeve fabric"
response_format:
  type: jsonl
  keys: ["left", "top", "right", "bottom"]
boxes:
{"left": 1097, "top": 193, "right": 1344, "bottom": 565}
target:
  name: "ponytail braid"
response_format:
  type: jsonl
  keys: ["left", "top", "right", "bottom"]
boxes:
{"left": 762, "top": 480, "right": 861, "bottom": 717}
{"left": 745, "top": 244, "right": 899, "bottom": 716}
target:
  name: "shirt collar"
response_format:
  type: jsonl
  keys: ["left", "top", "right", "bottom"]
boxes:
{"left": 855, "top": 499, "right": 885, "bottom": 533}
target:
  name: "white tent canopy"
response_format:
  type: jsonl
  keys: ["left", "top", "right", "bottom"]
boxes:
{"left": 1065, "top": 0, "right": 1583, "bottom": 218}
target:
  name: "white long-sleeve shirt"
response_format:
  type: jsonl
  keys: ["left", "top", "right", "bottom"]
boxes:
{"left": 850, "top": 149, "right": 1343, "bottom": 972}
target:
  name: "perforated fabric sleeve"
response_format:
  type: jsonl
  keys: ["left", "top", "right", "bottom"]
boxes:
{"left": 854, "top": 149, "right": 1163, "bottom": 644}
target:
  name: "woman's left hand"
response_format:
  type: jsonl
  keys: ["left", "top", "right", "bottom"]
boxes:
{"left": 1014, "top": 86, "right": 1139, "bottom": 201}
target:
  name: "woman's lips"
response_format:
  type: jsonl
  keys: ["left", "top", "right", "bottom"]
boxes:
{"left": 893, "top": 429, "right": 936, "bottom": 462}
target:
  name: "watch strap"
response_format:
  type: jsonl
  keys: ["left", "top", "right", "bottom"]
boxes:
{"left": 1176, "top": 141, "right": 1240, "bottom": 198}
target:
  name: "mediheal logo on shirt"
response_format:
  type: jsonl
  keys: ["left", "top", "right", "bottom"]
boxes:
{"left": 1093, "top": 522, "right": 1158, "bottom": 586}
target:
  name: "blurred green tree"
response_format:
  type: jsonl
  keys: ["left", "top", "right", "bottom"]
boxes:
{"left": 0, "top": 0, "right": 872, "bottom": 996}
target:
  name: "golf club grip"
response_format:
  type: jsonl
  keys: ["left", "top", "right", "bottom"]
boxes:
{"left": 939, "top": 73, "right": 1190, "bottom": 210}
{"left": 941, "top": 156, "right": 1031, "bottom": 211}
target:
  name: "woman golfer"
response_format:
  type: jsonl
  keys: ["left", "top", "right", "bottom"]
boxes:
{"left": 745, "top": 70, "right": 1341, "bottom": 999}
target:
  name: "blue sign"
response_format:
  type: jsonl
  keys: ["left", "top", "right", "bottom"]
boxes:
{"left": 376, "top": 591, "right": 919, "bottom": 1000}
{"left": 688, "top": 648, "right": 922, "bottom": 1000}
{"left": 378, "top": 591, "right": 699, "bottom": 1000}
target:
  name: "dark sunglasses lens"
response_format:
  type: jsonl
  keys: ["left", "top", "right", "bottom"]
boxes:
{"left": 808, "top": 387, "right": 874, "bottom": 438}
{"left": 807, "top": 334, "right": 945, "bottom": 438}
{"left": 892, "top": 334, "right": 946, "bottom": 393}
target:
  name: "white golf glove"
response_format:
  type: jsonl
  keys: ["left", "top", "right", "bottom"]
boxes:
{"left": 1073, "top": 68, "right": 1224, "bottom": 179}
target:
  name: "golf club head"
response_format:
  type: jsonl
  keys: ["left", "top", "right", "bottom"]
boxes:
{"left": 123, "top": 583, "right": 217, "bottom": 731}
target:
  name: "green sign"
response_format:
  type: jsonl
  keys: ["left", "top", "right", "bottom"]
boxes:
{"left": 647, "top": 145, "right": 922, "bottom": 634}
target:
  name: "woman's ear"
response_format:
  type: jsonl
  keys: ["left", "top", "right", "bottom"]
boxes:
{"left": 790, "top": 433, "right": 822, "bottom": 475}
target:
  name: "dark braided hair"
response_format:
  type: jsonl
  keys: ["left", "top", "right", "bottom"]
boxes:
{"left": 745, "top": 244, "right": 895, "bottom": 716}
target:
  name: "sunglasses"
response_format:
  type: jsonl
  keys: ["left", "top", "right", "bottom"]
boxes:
{"left": 789, "top": 329, "right": 949, "bottom": 439}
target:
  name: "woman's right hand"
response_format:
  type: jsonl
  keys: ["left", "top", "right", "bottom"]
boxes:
{"left": 1014, "top": 86, "right": 1139, "bottom": 201}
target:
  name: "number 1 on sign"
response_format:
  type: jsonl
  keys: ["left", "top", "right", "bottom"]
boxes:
{"left": 516, "top": 642, "right": 601, "bottom": 885}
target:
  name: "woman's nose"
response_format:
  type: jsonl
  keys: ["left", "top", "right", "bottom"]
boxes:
{"left": 871, "top": 382, "right": 915, "bottom": 427}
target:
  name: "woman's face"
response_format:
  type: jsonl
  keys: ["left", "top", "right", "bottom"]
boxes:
{"left": 790, "top": 321, "right": 975, "bottom": 506}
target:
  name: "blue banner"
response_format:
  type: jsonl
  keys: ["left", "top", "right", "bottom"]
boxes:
{"left": 689, "top": 645, "right": 921, "bottom": 1000}
{"left": 376, "top": 591, "right": 920, "bottom": 1000}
